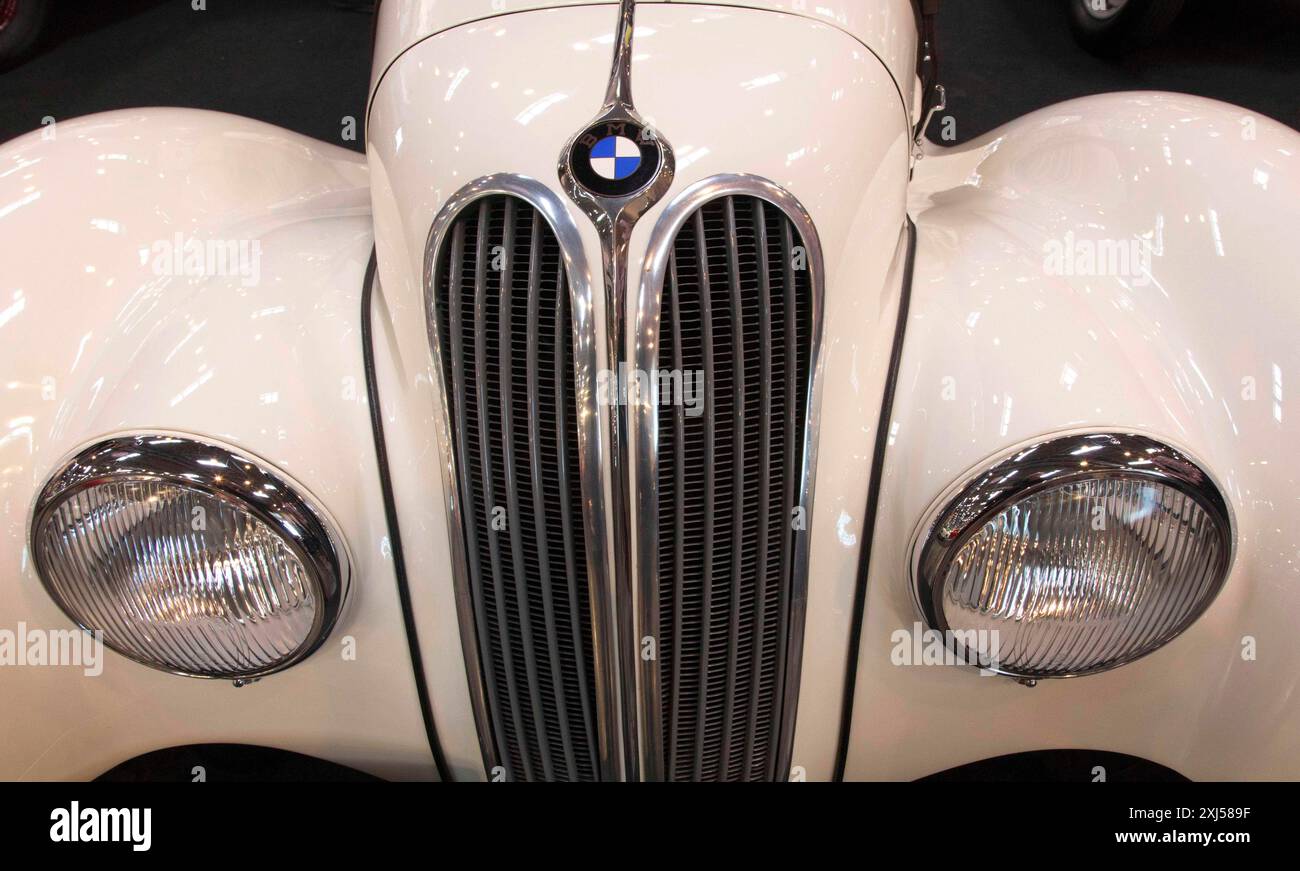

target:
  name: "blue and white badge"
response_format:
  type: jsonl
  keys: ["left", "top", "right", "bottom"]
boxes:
{"left": 588, "top": 135, "right": 643, "bottom": 181}
{"left": 568, "top": 120, "right": 660, "bottom": 197}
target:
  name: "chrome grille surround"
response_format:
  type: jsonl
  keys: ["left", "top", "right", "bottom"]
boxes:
{"left": 423, "top": 175, "right": 617, "bottom": 781}
{"left": 632, "top": 174, "right": 825, "bottom": 781}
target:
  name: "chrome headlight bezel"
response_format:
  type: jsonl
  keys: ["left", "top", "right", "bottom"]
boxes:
{"left": 909, "top": 431, "right": 1235, "bottom": 679}
{"left": 30, "top": 433, "right": 351, "bottom": 680}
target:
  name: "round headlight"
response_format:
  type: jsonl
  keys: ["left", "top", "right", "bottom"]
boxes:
{"left": 31, "top": 434, "right": 349, "bottom": 680}
{"left": 912, "top": 432, "right": 1233, "bottom": 679}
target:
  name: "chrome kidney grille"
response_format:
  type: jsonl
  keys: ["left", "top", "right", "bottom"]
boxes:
{"left": 428, "top": 178, "right": 820, "bottom": 781}
{"left": 430, "top": 194, "right": 600, "bottom": 781}
{"left": 647, "top": 195, "right": 815, "bottom": 781}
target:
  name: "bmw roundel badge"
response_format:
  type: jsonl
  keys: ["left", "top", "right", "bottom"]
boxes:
{"left": 569, "top": 120, "right": 661, "bottom": 198}
{"left": 590, "top": 134, "right": 641, "bottom": 180}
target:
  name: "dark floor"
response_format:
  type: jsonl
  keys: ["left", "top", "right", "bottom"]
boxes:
{"left": 0, "top": 0, "right": 1296, "bottom": 150}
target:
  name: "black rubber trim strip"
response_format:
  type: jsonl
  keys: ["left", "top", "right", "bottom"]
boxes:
{"left": 833, "top": 217, "right": 917, "bottom": 781}
{"left": 360, "top": 248, "right": 452, "bottom": 782}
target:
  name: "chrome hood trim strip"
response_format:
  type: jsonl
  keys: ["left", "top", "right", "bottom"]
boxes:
{"left": 557, "top": 0, "right": 675, "bottom": 781}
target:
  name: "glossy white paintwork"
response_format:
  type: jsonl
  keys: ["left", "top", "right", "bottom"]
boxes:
{"left": 371, "top": 0, "right": 918, "bottom": 119}
{"left": 846, "top": 93, "right": 1300, "bottom": 780}
{"left": 0, "top": 109, "right": 435, "bottom": 780}
{"left": 367, "top": 2, "right": 910, "bottom": 779}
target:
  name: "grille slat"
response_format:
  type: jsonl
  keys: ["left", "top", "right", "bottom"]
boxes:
{"left": 773, "top": 214, "right": 801, "bottom": 743}
{"left": 719, "top": 196, "right": 746, "bottom": 778}
{"left": 525, "top": 209, "right": 578, "bottom": 776}
{"left": 551, "top": 256, "right": 600, "bottom": 773}
{"left": 691, "top": 209, "right": 717, "bottom": 783}
{"left": 471, "top": 200, "right": 535, "bottom": 781}
{"left": 745, "top": 197, "right": 774, "bottom": 779}
{"left": 449, "top": 212, "right": 517, "bottom": 780}
{"left": 496, "top": 198, "right": 554, "bottom": 780}
{"left": 653, "top": 194, "right": 813, "bottom": 782}
{"left": 666, "top": 251, "right": 687, "bottom": 779}
{"left": 434, "top": 194, "right": 598, "bottom": 782}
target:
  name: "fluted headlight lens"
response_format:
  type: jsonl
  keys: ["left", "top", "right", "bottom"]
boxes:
{"left": 31, "top": 435, "right": 349, "bottom": 679}
{"left": 913, "top": 433, "right": 1232, "bottom": 678}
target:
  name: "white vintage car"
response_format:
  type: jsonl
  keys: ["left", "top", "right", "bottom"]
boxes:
{"left": 1, "top": 0, "right": 1297, "bottom": 783}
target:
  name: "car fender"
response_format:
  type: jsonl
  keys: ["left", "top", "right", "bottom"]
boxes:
{"left": 0, "top": 108, "right": 435, "bottom": 780}
{"left": 847, "top": 92, "right": 1300, "bottom": 779}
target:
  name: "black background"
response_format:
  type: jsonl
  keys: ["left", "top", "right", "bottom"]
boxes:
{"left": 13, "top": 782, "right": 1285, "bottom": 854}
{"left": 0, "top": 0, "right": 1295, "bottom": 150}
{"left": 933, "top": 0, "right": 1299, "bottom": 141}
